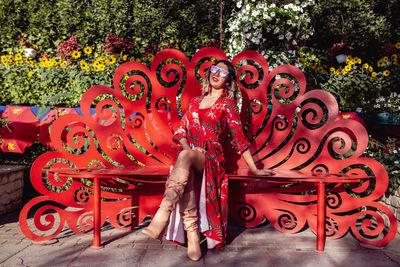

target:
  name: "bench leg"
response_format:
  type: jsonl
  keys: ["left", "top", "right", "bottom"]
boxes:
{"left": 316, "top": 182, "right": 326, "bottom": 252}
{"left": 93, "top": 177, "right": 102, "bottom": 248}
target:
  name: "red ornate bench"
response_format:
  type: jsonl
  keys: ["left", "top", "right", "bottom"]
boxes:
{"left": 19, "top": 48, "right": 397, "bottom": 251}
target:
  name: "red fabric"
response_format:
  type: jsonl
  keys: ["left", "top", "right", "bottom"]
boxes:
{"left": 172, "top": 95, "right": 250, "bottom": 247}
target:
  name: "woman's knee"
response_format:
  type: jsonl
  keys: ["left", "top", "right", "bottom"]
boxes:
{"left": 177, "top": 149, "right": 201, "bottom": 166}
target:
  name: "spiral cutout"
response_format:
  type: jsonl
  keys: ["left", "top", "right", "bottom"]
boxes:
{"left": 237, "top": 202, "right": 257, "bottom": 223}
{"left": 277, "top": 209, "right": 297, "bottom": 230}
{"left": 156, "top": 97, "right": 172, "bottom": 112}
{"left": 116, "top": 207, "right": 137, "bottom": 228}
{"left": 342, "top": 165, "right": 374, "bottom": 198}
{"left": 295, "top": 138, "right": 311, "bottom": 154}
{"left": 156, "top": 59, "right": 185, "bottom": 88}
{"left": 273, "top": 115, "right": 289, "bottom": 131}
{"left": 106, "top": 134, "right": 123, "bottom": 151}
{"left": 236, "top": 60, "right": 263, "bottom": 90}
{"left": 74, "top": 187, "right": 92, "bottom": 204}
{"left": 33, "top": 205, "right": 62, "bottom": 232}
{"left": 129, "top": 112, "right": 145, "bottom": 128}
{"left": 326, "top": 129, "right": 354, "bottom": 159}
{"left": 93, "top": 99, "right": 121, "bottom": 126}
{"left": 298, "top": 99, "right": 328, "bottom": 130}
{"left": 326, "top": 192, "right": 342, "bottom": 209}
{"left": 311, "top": 164, "right": 329, "bottom": 174}
{"left": 77, "top": 212, "right": 94, "bottom": 233}
{"left": 42, "top": 159, "right": 75, "bottom": 193}
{"left": 325, "top": 216, "right": 338, "bottom": 237}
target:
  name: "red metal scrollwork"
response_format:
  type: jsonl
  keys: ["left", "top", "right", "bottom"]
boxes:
{"left": 19, "top": 48, "right": 397, "bottom": 247}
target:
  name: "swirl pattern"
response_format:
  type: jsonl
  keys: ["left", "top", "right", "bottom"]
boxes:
{"left": 18, "top": 48, "right": 396, "bottom": 248}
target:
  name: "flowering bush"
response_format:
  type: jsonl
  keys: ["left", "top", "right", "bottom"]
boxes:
{"left": 102, "top": 34, "right": 135, "bottom": 55}
{"left": 0, "top": 41, "right": 155, "bottom": 107}
{"left": 366, "top": 137, "right": 400, "bottom": 194}
{"left": 309, "top": 49, "right": 400, "bottom": 113}
{"left": 57, "top": 35, "right": 81, "bottom": 60}
{"left": 327, "top": 42, "right": 350, "bottom": 56}
{"left": 226, "top": 0, "right": 315, "bottom": 70}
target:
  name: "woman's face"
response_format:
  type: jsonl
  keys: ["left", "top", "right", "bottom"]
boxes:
{"left": 209, "top": 62, "right": 229, "bottom": 90}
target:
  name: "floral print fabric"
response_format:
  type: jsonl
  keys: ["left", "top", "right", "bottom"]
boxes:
{"left": 171, "top": 95, "right": 250, "bottom": 248}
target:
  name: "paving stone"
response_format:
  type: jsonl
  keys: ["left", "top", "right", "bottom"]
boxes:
{"left": 1, "top": 243, "right": 83, "bottom": 266}
{"left": 326, "top": 249, "right": 400, "bottom": 267}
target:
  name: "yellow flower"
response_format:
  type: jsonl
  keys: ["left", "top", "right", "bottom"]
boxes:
{"left": 396, "top": 42, "right": 400, "bottom": 49}
{"left": 330, "top": 67, "right": 335, "bottom": 72}
{"left": 84, "top": 46, "right": 93, "bottom": 55}
{"left": 383, "top": 70, "right": 390, "bottom": 76}
{"left": 136, "top": 58, "right": 141, "bottom": 63}
{"left": 345, "top": 65, "right": 351, "bottom": 71}
{"left": 147, "top": 53, "right": 154, "bottom": 61}
{"left": 224, "top": 49, "right": 229, "bottom": 54}
{"left": 391, "top": 54, "right": 398, "bottom": 61}
{"left": 309, "top": 62, "right": 316, "bottom": 69}
{"left": 383, "top": 56, "right": 388, "bottom": 63}
{"left": 15, "top": 53, "right": 22, "bottom": 61}
{"left": 13, "top": 72, "right": 18, "bottom": 76}
{"left": 71, "top": 50, "right": 81, "bottom": 59}
{"left": 98, "top": 64, "right": 105, "bottom": 71}
{"left": 130, "top": 56, "right": 135, "bottom": 62}
{"left": 1, "top": 55, "right": 8, "bottom": 63}
{"left": 8, "top": 55, "right": 14, "bottom": 61}
{"left": 80, "top": 60, "right": 89, "bottom": 69}
{"left": 84, "top": 65, "right": 90, "bottom": 72}
{"left": 98, "top": 56, "right": 106, "bottom": 63}
{"left": 369, "top": 66, "right": 373, "bottom": 72}
{"left": 363, "top": 63, "right": 369, "bottom": 69}
{"left": 317, "top": 66, "right": 324, "bottom": 73}
{"left": 370, "top": 77, "right": 374, "bottom": 82}
{"left": 377, "top": 60, "right": 383, "bottom": 67}
{"left": 122, "top": 55, "right": 128, "bottom": 61}
{"left": 124, "top": 75, "right": 130, "bottom": 80}
{"left": 39, "top": 61, "right": 46, "bottom": 68}
{"left": 371, "top": 72, "right": 377, "bottom": 77}
{"left": 61, "top": 61, "right": 68, "bottom": 67}
{"left": 335, "top": 70, "right": 340, "bottom": 75}
{"left": 107, "top": 55, "right": 116, "bottom": 65}
{"left": 93, "top": 64, "right": 101, "bottom": 72}
{"left": 357, "top": 58, "right": 361, "bottom": 64}
{"left": 341, "top": 69, "right": 347, "bottom": 75}
{"left": 28, "top": 71, "right": 33, "bottom": 77}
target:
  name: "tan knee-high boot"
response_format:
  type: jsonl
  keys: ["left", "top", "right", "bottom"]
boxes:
{"left": 180, "top": 179, "right": 201, "bottom": 261}
{"left": 142, "top": 167, "right": 190, "bottom": 240}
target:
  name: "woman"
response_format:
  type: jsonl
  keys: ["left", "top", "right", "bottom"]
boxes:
{"left": 142, "top": 60, "right": 274, "bottom": 261}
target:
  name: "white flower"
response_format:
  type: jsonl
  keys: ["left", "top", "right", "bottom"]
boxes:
{"left": 270, "top": 3, "right": 276, "bottom": 8}
{"left": 278, "top": 35, "right": 284, "bottom": 40}
{"left": 270, "top": 11, "right": 276, "bottom": 17}
{"left": 273, "top": 27, "right": 280, "bottom": 34}
{"left": 236, "top": 1, "right": 242, "bottom": 8}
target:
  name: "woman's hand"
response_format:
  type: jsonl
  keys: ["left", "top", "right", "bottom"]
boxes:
{"left": 251, "top": 168, "right": 275, "bottom": 176}
{"left": 192, "top": 147, "right": 206, "bottom": 154}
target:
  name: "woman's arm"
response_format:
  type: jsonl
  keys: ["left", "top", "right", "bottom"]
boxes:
{"left": 242, "top": 149, "right": 275, "bottom": 176}
{"left": 179, "top": 137, "right": 191, "bottom": 150}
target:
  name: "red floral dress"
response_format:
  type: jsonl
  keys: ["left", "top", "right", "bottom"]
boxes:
{"left": 166, "top": 94, "right": 250, "bottom": 249}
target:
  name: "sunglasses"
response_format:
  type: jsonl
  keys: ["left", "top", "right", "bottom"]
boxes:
{"left": 210, "top": 65, "right": 229, "bottom": 78}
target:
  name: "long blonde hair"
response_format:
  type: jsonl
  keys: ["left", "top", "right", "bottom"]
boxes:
{"left": 201, "top": 60, "right": 240, "bottom": 101}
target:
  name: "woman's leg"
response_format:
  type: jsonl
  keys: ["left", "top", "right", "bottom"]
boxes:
{"left": 142, "top": 149, "right": 205, "bottom": 241}
{"left": 179, "top": 171, "right": 201, "bottom": 261}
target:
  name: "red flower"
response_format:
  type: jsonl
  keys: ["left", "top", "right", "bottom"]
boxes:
{"left": 57, "top": 35, "right": 81, "bottom": 59}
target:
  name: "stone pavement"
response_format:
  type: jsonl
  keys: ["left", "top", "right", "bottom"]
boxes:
{"left": 1, "top": 210, "right": 399, "bottom": 267}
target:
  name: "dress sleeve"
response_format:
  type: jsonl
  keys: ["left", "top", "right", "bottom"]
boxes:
{"left": 224, "top": 98, "right": 250, "bottom": 154}
{"left": 172, "top": 103, "right": 190, "bottom": 144}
